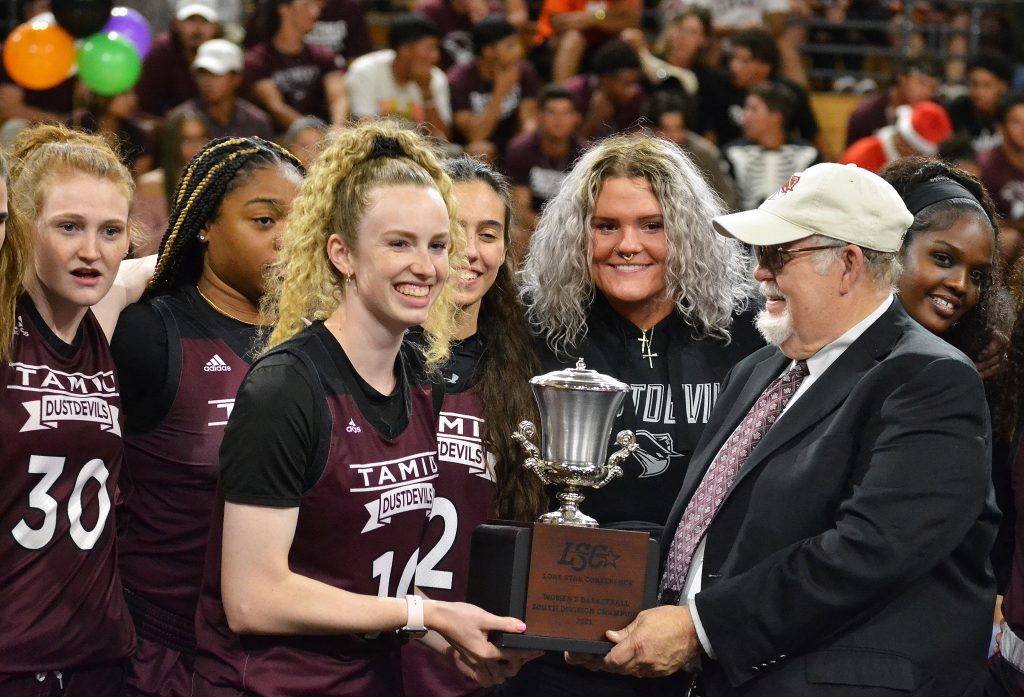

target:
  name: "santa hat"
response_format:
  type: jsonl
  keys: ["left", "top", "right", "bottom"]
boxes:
{"left": 895, "top": 101, "right": 952, "bottom": 156}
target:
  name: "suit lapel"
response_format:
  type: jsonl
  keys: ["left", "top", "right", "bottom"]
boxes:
{"left": 727, "top": 302, "right": 907, "bottom": 494}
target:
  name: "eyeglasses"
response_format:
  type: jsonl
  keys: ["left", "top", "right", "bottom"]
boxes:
{"left": 753, "top": 244, "right": 847, "bottom": 272}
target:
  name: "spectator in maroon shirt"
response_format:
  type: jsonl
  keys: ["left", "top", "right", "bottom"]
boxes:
{"left": 244, "top": 0, "right": 348, "bottom": 131}
{"left": 416, "top": 0, "right": 490, "bottom": 70}
{"left": 505, "top": 84, "right": 585, "bottom": 241}
{"left": 244, "top": 0, "right": 374, "bottom": 66}
{"left": 168, "top": 39, "right": 275, "bottom": 142}
{"left": 979, "top": 92, "right": 1024, "bottom": 268}
{"left": 449, "top": 15, "right": 539, "bottom": 163}
{"left": 136, "top": 0, "right": 222, "bottom": 119}
{"left": 564, "top": 39, "right": 647, "bottom": 141}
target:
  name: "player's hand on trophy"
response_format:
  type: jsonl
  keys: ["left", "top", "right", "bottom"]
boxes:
{"left": 426, "top": 600, "right": 541, "bottom": 685}
{"left": 447, "top": 644, "right": 544, "bottom": 687}
{"left": 565, "top": 605, "right": 700, "bottom": 678}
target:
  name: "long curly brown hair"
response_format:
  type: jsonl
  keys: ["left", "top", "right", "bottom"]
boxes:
{"left": 445, "top": 156, "right": 547, "bottom": 522}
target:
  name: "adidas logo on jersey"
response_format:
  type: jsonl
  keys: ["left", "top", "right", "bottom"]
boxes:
{"left": 346, "top": 418, "right": 362, "bottom": 433}
{"left": 204, "top": 354, "right": 232, "bottom": 372}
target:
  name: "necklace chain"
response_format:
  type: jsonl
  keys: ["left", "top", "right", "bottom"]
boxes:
{"left": 195, "top": 286, "right": 262, "bottom": 326}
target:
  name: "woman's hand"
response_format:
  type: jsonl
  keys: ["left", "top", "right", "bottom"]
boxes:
{"left": 424, "top": 600, "right": 542, "bottom": 686}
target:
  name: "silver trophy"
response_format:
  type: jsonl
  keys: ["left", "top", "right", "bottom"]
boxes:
{"left": 513, "top": 359, "right": 638, "bottom": 528}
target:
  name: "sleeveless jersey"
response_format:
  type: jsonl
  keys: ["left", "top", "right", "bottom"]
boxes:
{"left": 0, "top": 297, "right": 135, "bottom": 673}
{"left": 404, "top": 335, "right": 494, "bottom": 697}
{"left": 195, "top": 322, "right": 437, "bottom": 697}
{"left": 118, "top": 288, "right": 257, "bottom": 625}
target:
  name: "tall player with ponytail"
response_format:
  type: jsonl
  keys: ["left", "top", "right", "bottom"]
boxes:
{"left": 0, "top": 124, "right": 136, "bottom": 695}
{"left": 111, "top": 136, "right": 305, "bottom": 697}
{"left": 192, "top": 121, "right": 533, "bottom": 696}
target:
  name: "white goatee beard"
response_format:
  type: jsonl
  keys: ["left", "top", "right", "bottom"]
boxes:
{"left": 755, "top": 308, "right": 794, "bottom": 346}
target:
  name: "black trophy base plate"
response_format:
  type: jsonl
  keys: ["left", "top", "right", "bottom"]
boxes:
{"left": 489, "top": 631, "right": 613, "bottom": 654}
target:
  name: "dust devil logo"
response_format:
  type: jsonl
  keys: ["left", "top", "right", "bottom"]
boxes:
{"left": 633, "top": 430, "right": 684, "bottom": 478}
{"left": 557, "top": 542, "right": 621, "bottom": 572}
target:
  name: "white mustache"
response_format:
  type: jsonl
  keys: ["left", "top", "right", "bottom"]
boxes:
{"left": 760, "top": 281, "right": 785, "bottom": 299}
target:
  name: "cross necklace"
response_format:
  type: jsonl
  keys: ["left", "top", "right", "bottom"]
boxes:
{"left": 637, "top": 326, "right": 658, "bottom": 368}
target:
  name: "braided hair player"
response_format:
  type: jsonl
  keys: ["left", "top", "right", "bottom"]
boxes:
{"left": 110, "top": 135, "right": 305, "bottom": 697}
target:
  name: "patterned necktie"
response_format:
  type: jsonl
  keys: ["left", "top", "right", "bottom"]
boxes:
{"left": 659, "top": 360, "right": 809, "bottom": 605}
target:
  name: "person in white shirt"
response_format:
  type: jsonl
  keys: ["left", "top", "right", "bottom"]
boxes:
{"left": 346, "top": 13, "right": 452, "bottom": 140}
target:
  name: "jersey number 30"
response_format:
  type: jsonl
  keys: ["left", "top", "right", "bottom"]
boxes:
{"left": 12, "top": 455, "right": 111, "bottom": 550}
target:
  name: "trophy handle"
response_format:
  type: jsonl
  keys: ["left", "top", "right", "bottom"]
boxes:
{"left": 591, "top": 430, "right": 637, "bottom": 489}
{"left": 513, "top": 420, "right": 554, "bottom": 486}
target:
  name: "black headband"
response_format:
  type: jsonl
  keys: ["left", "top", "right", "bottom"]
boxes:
{"left": 903, "top": 176, "right": 986, "bottom": 219}
{"left": 369, "top": 135, "right": 403, "bottom": 160}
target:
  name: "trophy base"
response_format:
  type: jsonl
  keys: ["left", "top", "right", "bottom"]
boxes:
{"left": 537, "top": 509, "right": 598, "bottom": 527}
{"left": 489, "top": 631, "right": 614, "bottom": 654}
{"left": 467, "top": 522, "right": 659, "bottom": 654}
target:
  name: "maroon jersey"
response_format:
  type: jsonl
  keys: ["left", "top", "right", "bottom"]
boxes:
{"left": 403, "top": 334, "right": 493, "bottom": 697}
{"left": 244, "top": 42, "right": 343, "bottom": 122}
{"left": 0, "top": 297, "right": 134, "bottom": 674}
{"left": 195, "top": 322, "right": 437, "bottom": 697}
{"left": 116, "top": 288, "right": 258, "bottom": 630}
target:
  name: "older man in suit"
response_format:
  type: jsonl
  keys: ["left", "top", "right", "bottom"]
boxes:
{"left": 570, "top": 162, "right": 998, "bottom": 696}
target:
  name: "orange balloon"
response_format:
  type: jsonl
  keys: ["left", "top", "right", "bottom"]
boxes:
{"left": 2, "top": 20, "right": 76, "bottom": 91}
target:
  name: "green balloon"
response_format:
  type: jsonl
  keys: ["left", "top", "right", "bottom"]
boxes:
{"left": 77, "top": 31, "right": 141, "bottom": 96}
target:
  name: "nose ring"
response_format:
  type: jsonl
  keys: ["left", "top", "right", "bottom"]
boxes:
{"left": 615, "top": 247, "right": 634, "bottom": 262}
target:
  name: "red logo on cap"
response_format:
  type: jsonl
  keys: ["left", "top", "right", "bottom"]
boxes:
{"left": 779, "top": 175, "right": 800, "bottom": 194}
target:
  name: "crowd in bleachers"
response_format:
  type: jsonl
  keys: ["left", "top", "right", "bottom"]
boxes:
{"left": 2, "top": 0, "right": 1022, "bottom": 264}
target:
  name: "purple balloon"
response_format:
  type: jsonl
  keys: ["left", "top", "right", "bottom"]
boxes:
{"left": 101, "top": 7, "right": 151, "bottom": 58}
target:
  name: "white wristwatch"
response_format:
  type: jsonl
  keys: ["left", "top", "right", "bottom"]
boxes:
{"left": 400, "top": 594, "right": 428, "bottom": 638}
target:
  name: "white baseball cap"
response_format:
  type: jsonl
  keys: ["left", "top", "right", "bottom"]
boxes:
{"left": 192, "top": 39, "right": 242, "bottom": 75}
{"left": 176, "top": 0, "right": 219, "bottom": 22}
{"left": 711, "top": 162, "right": 914, "bottom": 253}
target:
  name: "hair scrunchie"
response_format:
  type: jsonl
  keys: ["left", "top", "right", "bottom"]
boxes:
{"left": 369, "top": 135, "right": 403, "bottom": 160}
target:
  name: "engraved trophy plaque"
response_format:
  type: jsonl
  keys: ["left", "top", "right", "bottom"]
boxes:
{"left": 466, "top": 360, "right": 660, "bottom": 653}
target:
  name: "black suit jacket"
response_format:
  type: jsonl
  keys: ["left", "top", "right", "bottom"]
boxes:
{"left": 661, "top": 301, "right": 998, "bottom": 697}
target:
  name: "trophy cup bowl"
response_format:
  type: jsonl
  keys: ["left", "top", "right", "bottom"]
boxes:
{"left": 512, "top": 359, "right": 638, "bottom": 527}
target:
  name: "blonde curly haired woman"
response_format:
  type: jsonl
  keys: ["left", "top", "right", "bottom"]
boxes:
{"left": 191, "top": 121, "right": 533, "bottom": 697}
